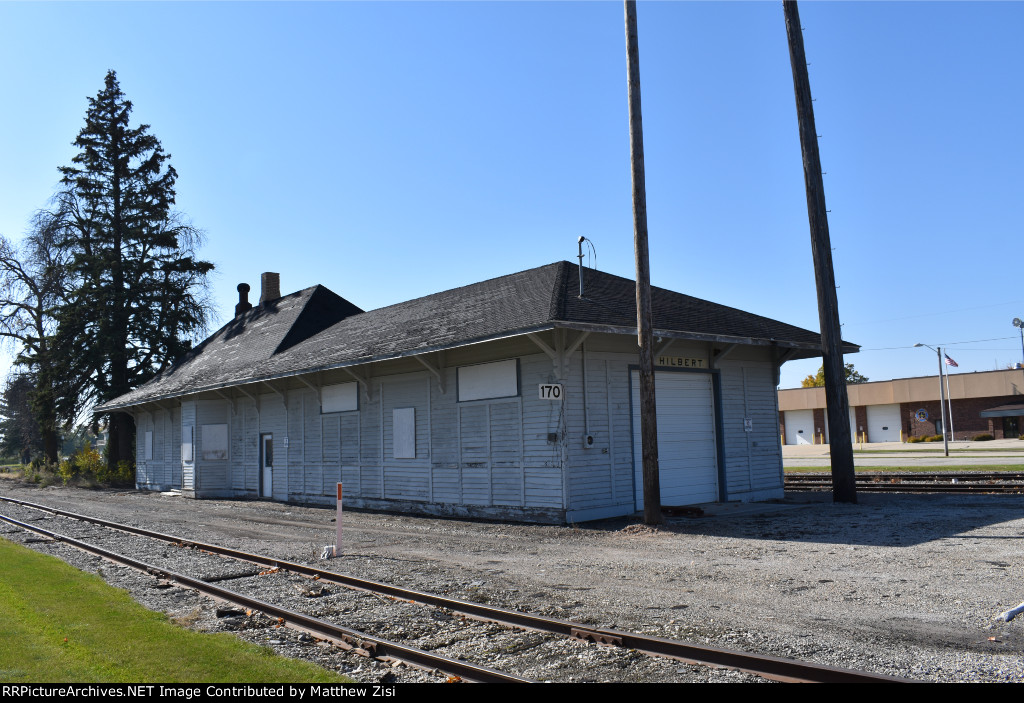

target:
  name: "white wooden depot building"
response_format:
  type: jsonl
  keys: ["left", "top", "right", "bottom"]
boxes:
{"left": 100, "top": 262, "right": 847, "bottom": 523}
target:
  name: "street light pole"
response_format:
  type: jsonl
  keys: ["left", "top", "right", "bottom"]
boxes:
{"left": 1013, "top": 318, "right": 1024, "bottom": 366}
{"left": 914, "top": 343, "right": 949, "bottom": 457}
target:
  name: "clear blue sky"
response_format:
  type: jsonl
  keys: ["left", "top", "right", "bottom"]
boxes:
{"left": 0, "top": 1, "right": 1021, "bottom": 392}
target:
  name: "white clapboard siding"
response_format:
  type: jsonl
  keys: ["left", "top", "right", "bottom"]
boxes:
{"left": 340, "top": 413, "right": 360, "bottom": 495}
{"left": 719, "top": 361, "right": 784, "bottom": 496}
{"left": 459, "top": 402, "right": 491, "bottom": 505}
{"left": 171, "top": 406, "right": 182, "bottom": 489}
{"left": 241, "top": 398, "right": 258, "bottom": 492}
{"left": 520, "top": 353, "right": 563, "bottom": 508}
{"left": 489, "top": 400, "right": 524, "bottom": 506}
{"left": 258, "top": 393, "right": 286, "bottom": 500}
{"left": 322, "top": 413, "right": 341, "bottom": 496}
{"left": 382, "top": 374, "right": 430, "bottom": 501}
{"left": 301, "top": 390, "right": 323, "bottom": 495}
{"left": 429, "top": 367, "right": 460, "bottom": 504}
{"left": 230, "top": 401, "right": 247, "bottom": 491}
{"left": 196, "top": 400, "right": 230, "bottom": 491}
{"left": 286, "top": 391, "right": 304, "bottom": 496}
{"left": 359, "top": 383, "right": 383, "bottom": 498}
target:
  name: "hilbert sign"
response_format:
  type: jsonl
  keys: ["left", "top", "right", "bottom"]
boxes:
{"left": 656, "top": 356, "right": 706, "bottom": 369}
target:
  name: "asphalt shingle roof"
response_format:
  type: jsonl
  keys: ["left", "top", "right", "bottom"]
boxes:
{"left": 100, "top": 261, "right": 848, "bottom": 410}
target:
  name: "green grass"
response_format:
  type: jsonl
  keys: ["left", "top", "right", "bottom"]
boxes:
{"left": 0, "top": 537, "right": 349, "bottom": 683}
{"left": 852, "top": 447, "right": 1024, "bottom": 454}
{"left": 785, "top": 464, "right": 1024, "bottom": 473}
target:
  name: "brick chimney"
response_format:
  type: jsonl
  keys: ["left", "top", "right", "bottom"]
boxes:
{"left": 234, "top": 283, "right": 253, "bottom": 317}
{"left": 260, "top": 272, "right": 280, "bottom": 305}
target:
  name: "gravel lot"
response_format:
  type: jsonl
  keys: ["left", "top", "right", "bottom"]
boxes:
{"left": 1, "top": 479, "right": 1022, "bottom": 683}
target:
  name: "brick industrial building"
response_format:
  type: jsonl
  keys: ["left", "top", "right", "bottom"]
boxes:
{"left": 778, "top": 368, "right": 1024, "bottom": 444}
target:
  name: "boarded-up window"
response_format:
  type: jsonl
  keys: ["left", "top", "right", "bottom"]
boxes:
{"left": 393, "top": 408, "right": 415, "bottom": 459}
{"left": 201, "top": 423, "right": 228, "bottom": 461}
{"left": 458, "top": 359, "right": 518, "bottom": 402}
{"left": 322, "top": 382, "right": 358, "bottom": 413}
{"left": 144, "top": 431, "right": 153, "bottom": 460}
{"left": 182, "top": 426, "right": 194, "bottom": 462}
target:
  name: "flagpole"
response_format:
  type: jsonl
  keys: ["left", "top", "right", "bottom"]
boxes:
{"left": 937, "top": 346, "right": 949, "bottom": 456}
{"left": 944, "top": 359, "right": 955, "bottom": 441}
{"left": 918, "top": 343, "right": 949, "bottom": 456}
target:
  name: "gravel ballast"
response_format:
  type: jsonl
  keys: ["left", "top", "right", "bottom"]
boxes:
{"left": 1, "top": 481, "right": 1021, "bottom": 683}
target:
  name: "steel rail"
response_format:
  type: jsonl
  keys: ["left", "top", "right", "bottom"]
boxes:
{"left": 0, "top": 510, "right": 531, "bottom": 684}
{"left": 0, "top": 494, "right": 910, "bottom": 683}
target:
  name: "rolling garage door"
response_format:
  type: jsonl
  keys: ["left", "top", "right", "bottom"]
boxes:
{"left": 785, "top": 409, "right": 815, "bottom": 445}
{"left": 632, "top": 371, "right": 719, "bottom": 508}
{"left": 866, "top": 404, "right": 902, "bottom": 442}
{"left": 823, "top": 411, "right": 859, "bottom": 445}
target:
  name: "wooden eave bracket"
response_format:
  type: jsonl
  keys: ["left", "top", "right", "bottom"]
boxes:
{"left": 297, "top": 375, "right": 322, "bottom": 405}
{"left": 527, "top": 332, "right": 557, "bottom": 360}
{"left": 262, "top": 380, "right": 286, "bottom": 400}
{"left": 235, "top": 385, "right": 260, "bottom": 419}
{"left": 773, "top": 348, "right": 799, "bottom": 385}
{"left": 213, "top": 388, "right": 237, "bottom": 412}
{"left": 413, "top": 352, "right": 446, "bottom": 394}
{"left": 343, "top": 367, "right": 372, "bottom": 402}
{"left": 528, "top": 330, "right": 589, "bottom": 380}
{"left": 712, "top": 343, "right": 737, "bottom": 368}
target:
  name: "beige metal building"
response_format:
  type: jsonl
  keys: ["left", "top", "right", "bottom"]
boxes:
{"left": 778, "top": 368, "right": 1024, "bottom": 444}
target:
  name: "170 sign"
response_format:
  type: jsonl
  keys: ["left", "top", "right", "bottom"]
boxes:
{"left": 538, "top": 384, "right": 563, "bottom": 400}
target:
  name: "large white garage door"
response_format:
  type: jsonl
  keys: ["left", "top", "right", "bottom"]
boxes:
{"left": 785, "top": 409, "right": 815, "bottom": 445}
{"left": 823, "top": 410, "right": 858, "bottom": 445}
{"left": 632, "top": 371, "right": 718, "bottom": 508}
{"left": 866, "top": 404, "right": 902, "bottom": 442}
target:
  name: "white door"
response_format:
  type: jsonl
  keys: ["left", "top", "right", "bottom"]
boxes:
{"left": 260, "top": 434, "right": 273, "bottom": 498}
{"left": 785, "top": 409, "right": 815, "bottom": 445}
{"left": 632, "top": 371, "right": 719, "bottom": 508}
{"left": 823, "top": 410, "right": 859, "bottom": 444}
{"left": 866, "top": 404, "right": 902, "bottom": 442}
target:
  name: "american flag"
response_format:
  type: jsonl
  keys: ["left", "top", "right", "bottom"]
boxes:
{"left": 944, "top": 353, "right": 959, "bottom": 368}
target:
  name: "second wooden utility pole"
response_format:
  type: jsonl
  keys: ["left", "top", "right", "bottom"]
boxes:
{"left": 783, "top": 0, "right": 857, "bottom": 503}
{"left": 624, "top": 0, "right": 663, "bottom": 525}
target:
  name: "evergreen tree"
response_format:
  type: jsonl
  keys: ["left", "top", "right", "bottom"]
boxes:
{"left": 0, "top": 373, "right": 43, "bottom": 463}
{"left": 53, "top": 71, "right": 214, "bottom": 470}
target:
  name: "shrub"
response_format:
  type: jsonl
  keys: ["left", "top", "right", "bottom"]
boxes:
{"left": 57, "top": 442, "right": 113, "bottom": 485}
{"left": 95, "top": 459, "right": 134, "bottom": 487}
{"left": 923, "top": 435, "right": 944, "bottom": 442}
{"left": 907, "top": 436, "right": 922, "bottom": 443}
{"left": 971, "top": 433, "right": 994, "bottom": 441}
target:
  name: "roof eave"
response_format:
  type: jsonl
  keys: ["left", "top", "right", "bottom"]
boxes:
{"left": 98, "top": 321, "right": 850, "bottom": 413}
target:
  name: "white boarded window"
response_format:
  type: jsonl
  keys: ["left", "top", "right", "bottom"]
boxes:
{"left": 144, "top": 431, "right": 153, "bottom": 461}
{"left": 322, "top": 382, "right": 358, "bottom": 413}
{"left": 393, "top": 408, "right": 416, "bottom": 459}
{"left": 182, "top": 426, "right": 194, "bottom": 463}
{"left": 458, "top": 359, "right": 518, "bottom": 402}
{"left": 201, "top": 423, "right": 228, "bottom": 461}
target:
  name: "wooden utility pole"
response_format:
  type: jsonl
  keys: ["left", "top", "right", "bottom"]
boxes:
{"left": 624, "top": 0, "right": 663, "bottom": 524}
{"left": 783, "top": 0, "right": 857, "bottom": 503}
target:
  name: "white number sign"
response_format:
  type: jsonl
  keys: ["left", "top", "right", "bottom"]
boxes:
{"left": 539, "top": 384, "right": 563, "bottom": 400}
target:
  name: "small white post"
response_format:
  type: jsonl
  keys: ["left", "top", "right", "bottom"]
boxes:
{"left": 334, "top": 482, "right": 342, "bottom": 557}
{"left": 320, "top": 482, "right": 343, "bottom": 560}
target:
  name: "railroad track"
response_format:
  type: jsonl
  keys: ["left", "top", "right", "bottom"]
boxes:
{"left": 0, "top": 494, "right": 907, "bottom": 684}
{"left": 785, "top": 472, "right": 1024, "bottom": 494}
